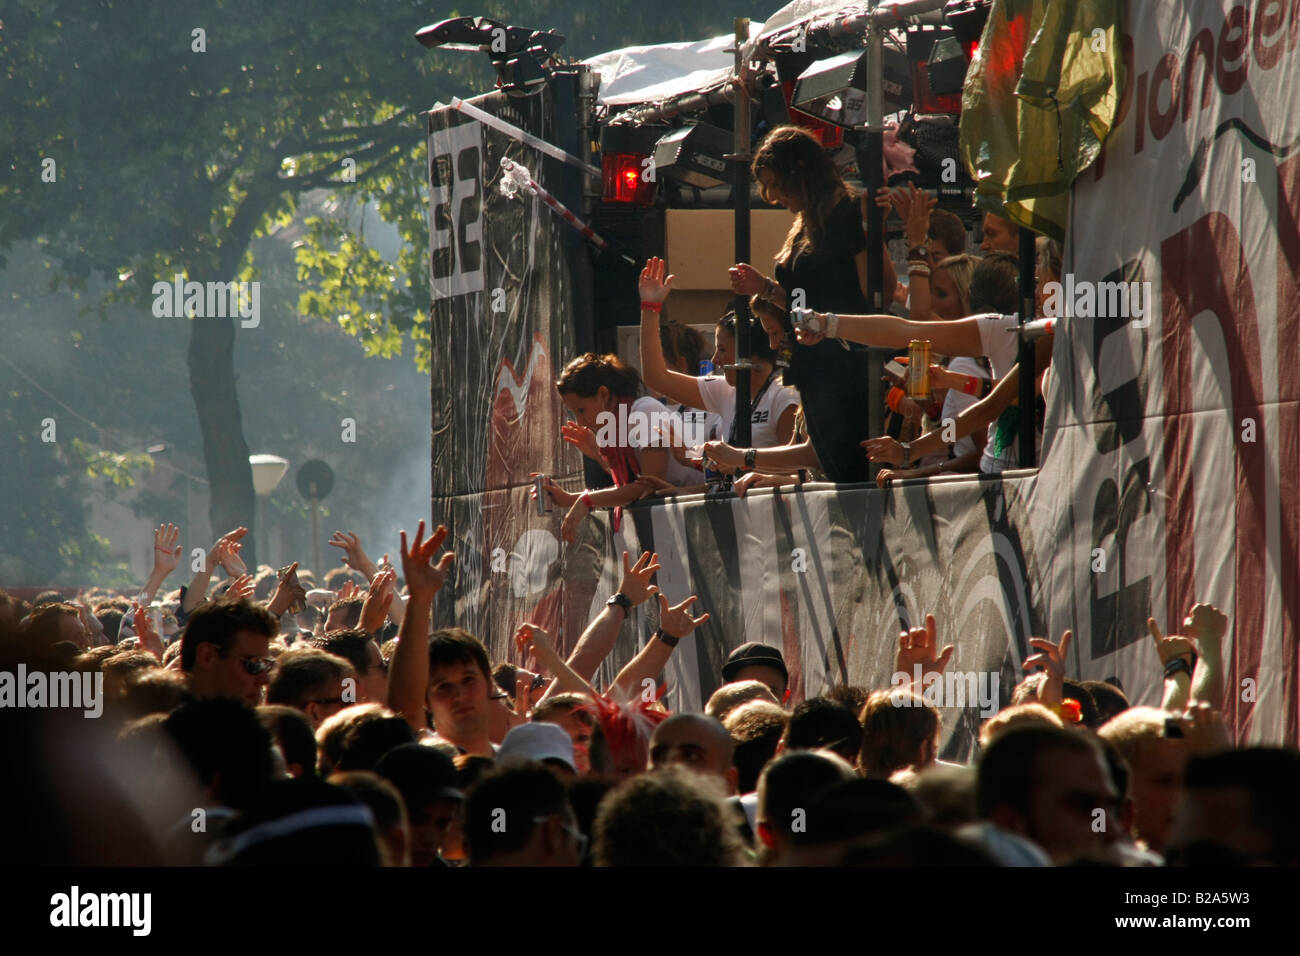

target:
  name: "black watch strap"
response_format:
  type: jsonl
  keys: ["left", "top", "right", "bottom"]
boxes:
{"left": 607, "top": 592, "right": 633, "bottom": 614}
{"left": 1163, "top": 657, "right": 1194, "bottom": 679}
{"left": 653, "top": 628, "right": 680, "bottom": 648}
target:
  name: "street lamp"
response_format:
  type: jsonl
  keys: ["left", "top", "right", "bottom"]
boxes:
{"left": 249, "top": 454, "right": 289, "bottom": 569}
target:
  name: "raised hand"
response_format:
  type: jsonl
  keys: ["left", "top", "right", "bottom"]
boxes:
{"left": 639, "top": 256, "right": 675, "bottom": 305}
{"left": 1147, "top": 617, "right": 1196, "bottom": 669}
{"left": 729, "top": 262, "right": 767, "bottom": 296}
{"left": 152, "top": 523, "right": 182, "bottom": 577}
{"left": 515, "top": 622, "right": 557, "bottom": 664}
{"left": 267, "top": 563, "right": 306, "bottom": 616}
{"left": 131, "top": 603, "right": 165, "bottom": 661}
{"left": 1182, "top": 603, "right": 1227, "bottom": 648}
{"left": 337, "top": 580, "right": 361, "bottom": 602}
{"left": 222, "top": 573, "right": 256, "bottom": 603}
{"left": 399, "top": 521, "right": 455, "bottom": 605}
{"left": 618, "top": 551, "right": 661, "bottom": 608}
{"left": 327, "top": 530, "right": 374, "bottom": 575}
{"left": 895, "top": 612, "right": 954, "bottom": 681}
{"left": 862, "top": 435, "right": 905, "bottom": 467}
{"left": 359, "top": 567, "right": 397, "bottom": 634}
{"left": 561, "top": 421, "right": 607, "bottom": 465}
{"left": 657, "top": 592, "right": 711, "bottom": 639}
{"left": 1171, "top": 700, "right": 1232, "bottom": 755}
{"left": 902, "top": 182, "right": 936, "bottom": 249}
{"left": 1023, "top": 629, "right": 1073, "bottom": 708}
{"left": 208, "top": 527, "right": 249, "bottom": 575}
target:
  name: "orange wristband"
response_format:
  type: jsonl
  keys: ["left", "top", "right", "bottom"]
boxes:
{"left": 886, "top": 387, "right": 905, "bottom": 413}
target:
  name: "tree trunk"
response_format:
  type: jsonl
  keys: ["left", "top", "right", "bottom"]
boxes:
{"left": 188, "top": 314, "right": 258, "bottom": 568}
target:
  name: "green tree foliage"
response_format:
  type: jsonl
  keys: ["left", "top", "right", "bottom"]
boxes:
{"left": 1, "top": 0, "right": 736, "bottom": 577}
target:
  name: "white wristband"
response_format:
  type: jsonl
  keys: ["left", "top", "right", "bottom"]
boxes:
{"left": 824, "top": 312, "right": 839, "bottom": 337}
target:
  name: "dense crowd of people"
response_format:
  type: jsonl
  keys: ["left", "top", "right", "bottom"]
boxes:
{"left": 3, "top": 516, "right": 1295, "bottom": 867}
{"left": 5, "top": 123, "right": 1294, "bottom": 868}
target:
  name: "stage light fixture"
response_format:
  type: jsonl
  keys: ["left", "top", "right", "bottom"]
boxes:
{"left": 790, "top": 46, "right": 912, "bottom": 130}
{"left": 652, "top": 124, "right": 733, "bottom": 189}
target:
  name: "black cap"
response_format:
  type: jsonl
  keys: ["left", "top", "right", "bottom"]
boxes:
{"left": 721, "top": 642, "right": 788, "bottom": 684}
{"left": 374, "top": 743, "right": 464, "bottom": 806}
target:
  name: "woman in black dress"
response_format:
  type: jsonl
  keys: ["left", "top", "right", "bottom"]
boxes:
{"left": 729, "top": 125, "right": 882, "bottom": 483}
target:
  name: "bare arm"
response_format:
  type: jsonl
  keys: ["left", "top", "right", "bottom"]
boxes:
{"left": 808, "top": 312, "right": 985, "bottom": 357}
{"left": 566, "top": 551, "right": 662, "bottom": 681}
{"left": 387, "top": 522, "right": 455, "bottom": 733}
{"left": 521, "top": 624, "right": 599, "bottom": 704}
{"left": 703, "top": 439, "right": 820, "bottom": 474}
{"left": 610, "top": 593, "right": 710, "bottom": 701}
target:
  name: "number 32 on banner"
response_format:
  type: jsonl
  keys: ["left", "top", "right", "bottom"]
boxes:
{"left": 429, "top": 121, "right": 484, "bottom": 299}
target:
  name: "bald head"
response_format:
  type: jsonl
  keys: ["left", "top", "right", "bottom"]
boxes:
{"left": 649, "top": 714, "right": 738, "bottom": 795}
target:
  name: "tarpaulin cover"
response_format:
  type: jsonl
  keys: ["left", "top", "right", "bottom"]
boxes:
{"left": 959, "top": 0, "right": 1124, "bottom": 239}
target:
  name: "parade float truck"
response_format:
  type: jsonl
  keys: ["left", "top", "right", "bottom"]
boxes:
{"left": 421, "top": 0, "right": 1300, "bottom": 752}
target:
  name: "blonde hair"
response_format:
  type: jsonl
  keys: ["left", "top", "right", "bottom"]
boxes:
{"left": 707, "top": 680, "right": 781, "bottom": 722}
{"left": 979, "top": 702, "right": 1063, "bottom": 747}
{"left": 1096, "top": 705, "right": 1168, "bottom": 770}
{"left": 935, "top": 253, "right": 980, "bottom": 317}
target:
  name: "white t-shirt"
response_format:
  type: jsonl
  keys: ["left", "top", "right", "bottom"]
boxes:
{"left": 618, "top": 396, "right": 707, "bottom": 487}
{"left": 697, "top": 374, "right": 800, "bottom": 448}
{"left": 920, "top": 355, "right": 990, "bottom": 467}
{"left": 661, "top": 401, "right": 721, "bottom": 486}
{"left": 974, "top": 314, "right": 1040, "bottom": 474}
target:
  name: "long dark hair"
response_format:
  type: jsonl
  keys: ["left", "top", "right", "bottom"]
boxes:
{"left": 751, "top": 125, "right": 853, "bottom": 264}
{"left": 716, "top": 310, "right": 776, "bottom": 363}
{"left": 555, "top": 352, "right": 642, "bottom": 400}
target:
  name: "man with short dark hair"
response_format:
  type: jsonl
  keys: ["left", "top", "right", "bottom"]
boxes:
{"left": 180, "top": 599, "right": 279, "bottom": 707}
{"left": 783, "top": 697, "right": 862, "bottom": 763}
{"left": 312, "top": 629, "right": 386, "bottom": 703}
{"left": 162, "top": 697, "right": 278, "bottom": 863}
{"left": 463, "top": 764, "right": 581, "bottom": 867}
{"left": 424, "top": 627, "right": 495, "bottom": 755}
{"left": 755, "top": 750, "right": 855, "bottom": 865}
{"left": 324, "top": 596, "right": 365, "bottom": 632}
{"left": 976, "top": 725, "right": 1119, "bottom": 864}
{"left": 928, "top": 208, "right": 967, "bottom": 259}
{"left": 267, "top": 648, "right": 355, "bottom": 730}
{"left": 257, "top": 704, "right": 318, "bottom": 778}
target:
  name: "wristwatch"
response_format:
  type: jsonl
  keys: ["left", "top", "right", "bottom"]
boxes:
{"left": 744, "top": 448, "right": 758, "bottom": 471}
{"left": 907, "top": 245, "right": 929, "bottom": 261}
{"left": 606, "top": 592, "right": 633, "bottom": 615}
{"left": 653, "top": 627, "right": 680, "bottom": 648}
{"left": 900, "top": 441, "right": 913, "bottom": 467}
